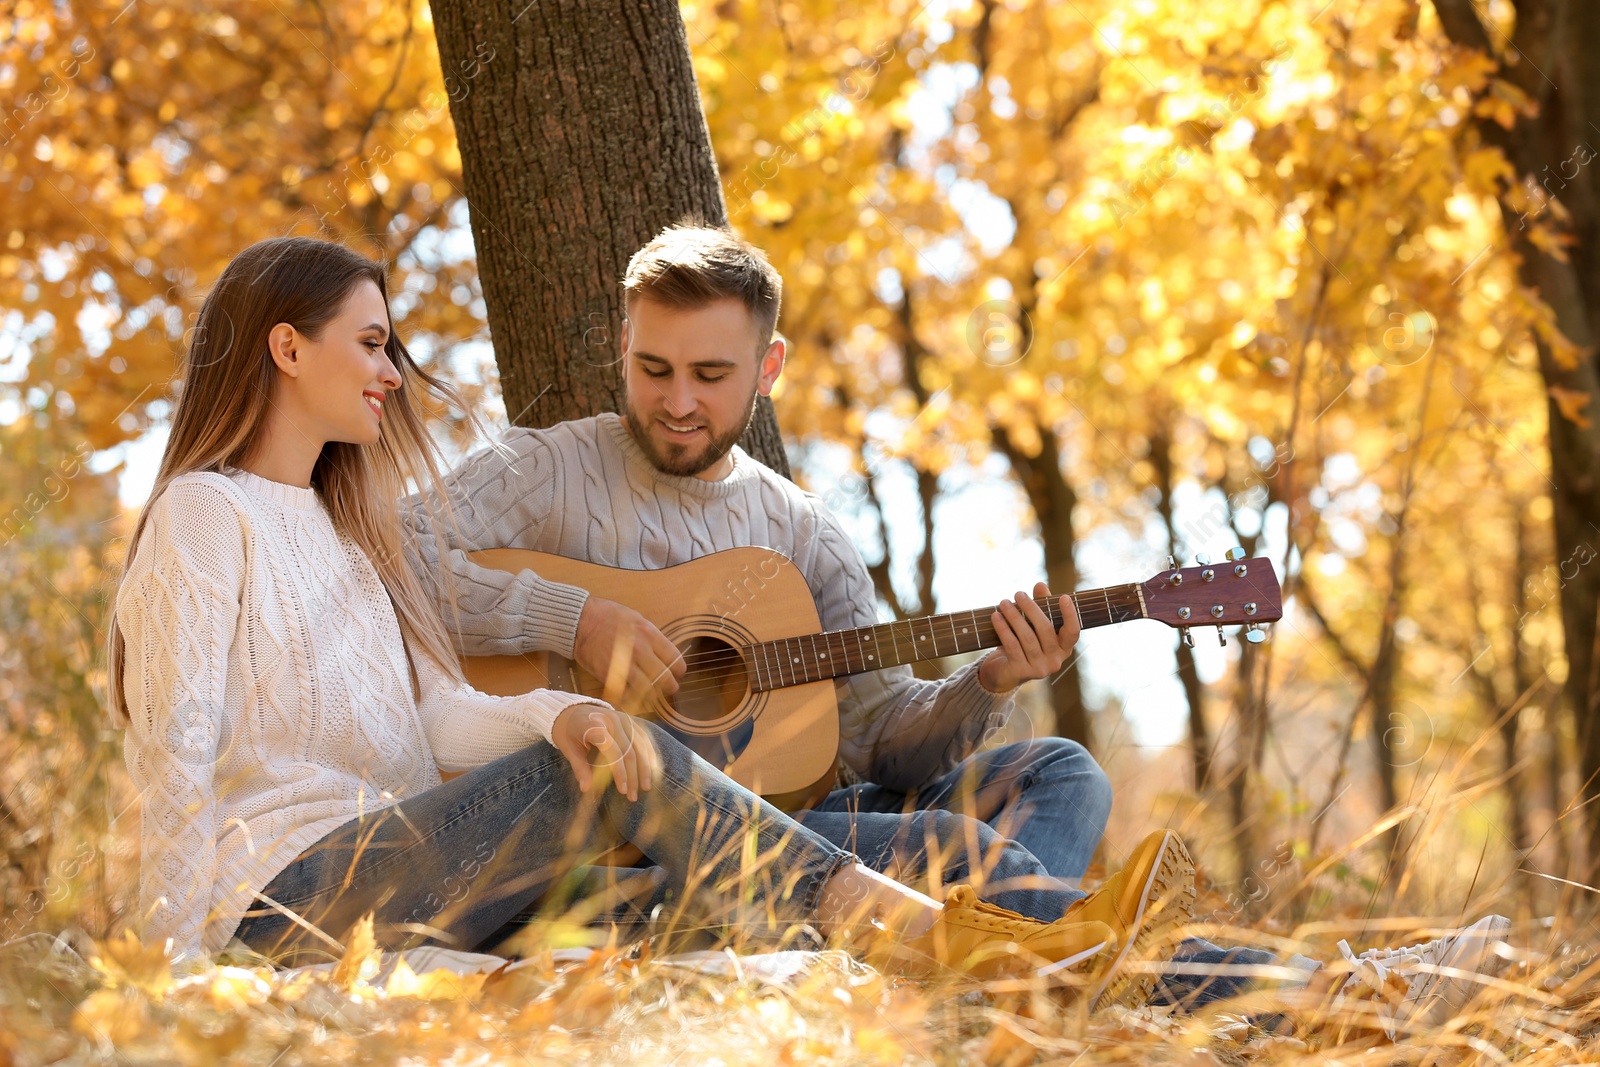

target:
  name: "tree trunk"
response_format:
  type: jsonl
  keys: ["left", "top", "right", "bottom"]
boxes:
{"left": 1150, "top": 422, "right": 1211, "bottom": 791}
{"left": 1224, "top": 503, "right": 1268, "bottom": 880}
{"left": 896, "top": 291, "right": 941, "bottom": 619}
{"left": 428, "top": 0, "right": 788, "bottom": 474}
{"left": 1505, "top": 504, "right": 1536, "bottom": 860}
{"left": 1434, "top": 0, "right": 1600, "bottom": 864}
{"left": 992, "top": 420, "right": 1092, "bottom": 746}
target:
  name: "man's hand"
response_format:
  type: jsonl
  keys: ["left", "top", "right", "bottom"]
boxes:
{"left": 550, "top": 703, "right": 662, "bottom": 802}
{"left": 573, "top": 597, "right": 686, "bottom": 709}
{"left": 977, "top": 581, "right": 1081, "bottom": 694}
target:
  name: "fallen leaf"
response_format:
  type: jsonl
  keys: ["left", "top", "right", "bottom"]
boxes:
{"left": 89, "top": 930, "right": 173, "bottom": 998}
{"left": 176, "top": 1012, "right": 248, "bottom": 1063}
{"left": 332, "top": 913, "right": 381, "bottom": 990}
{"left": 71, "top": 987, "right": 149, "bottom": 1044}
{"left": 384, "top": 957, "right": 488, "bottom": 1000}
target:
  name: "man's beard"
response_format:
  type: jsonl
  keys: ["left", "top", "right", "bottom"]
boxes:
{"left": 624, "top": 391, "right": 758, "bottom": 477}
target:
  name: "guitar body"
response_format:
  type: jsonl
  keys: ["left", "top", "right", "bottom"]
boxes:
{"left": 458, "top": 547, "right": 842, "bottom": 811}
{"left": 443, "top": 545, "right": 1282, "bottom": 873}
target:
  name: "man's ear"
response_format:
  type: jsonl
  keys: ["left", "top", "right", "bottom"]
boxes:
{"left": 266, "top": 322, "right": 300, "bottom": 377}
{"left": 756, "top": 336, "right": 785, "bottom": 396}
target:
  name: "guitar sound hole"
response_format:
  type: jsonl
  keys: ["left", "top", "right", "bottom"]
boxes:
{"left": 670, "top": 635, "right": 749, "bottom": 726}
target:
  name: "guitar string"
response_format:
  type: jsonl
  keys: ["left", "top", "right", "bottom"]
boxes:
{"left": 661, "top": 588, "right": 1142, "bottom": 673}
{"left": 609, "top": 588, "right": 1147, "bottom": 705}
{"left": 603, "top": 579, "right": 1264, "bottom": 705}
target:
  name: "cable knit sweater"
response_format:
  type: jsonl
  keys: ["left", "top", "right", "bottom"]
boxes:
{"left": 405, "top": 413, "right": 1013, "bottom": 794}
{"left": 117, "top": 468, "right": 597, "bottom": 964}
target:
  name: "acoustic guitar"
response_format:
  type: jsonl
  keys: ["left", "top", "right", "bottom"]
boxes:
{"left": 456, "top": 547, "right": 1283, "bottom": 810}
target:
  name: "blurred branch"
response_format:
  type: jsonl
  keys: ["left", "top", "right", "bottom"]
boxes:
{"left": 348, "top": 0, "right": 419, "bottom": 174}
{"left": 1295, "top": 578, "right": 1372, "bottom": 679}
{"left": 895, "top": 287, "right": 939, "bottom": 617}
{"left": 1150, "top": 416, "right": 1211, "bottom": 792}
{"left": 861, "top": 464, "right": 913, "bottom": 622}
{"left": 1430, "top": 0, "right": 1495, "bottom": 56}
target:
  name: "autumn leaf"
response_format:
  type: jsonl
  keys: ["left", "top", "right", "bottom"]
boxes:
{"left": 384, "top": 957, "right": 488, "bottom": 1001}
{"left": 332, "top": 913, "right": 382, "bottom": 990}
{"left": 171, "top": 966, "right": 273, "bottom": 1012}
{"left": 71, "top": 988, "right": 150, "bottom": 1045}
{"left": 175, "top": 1013, "right": 248, "bottom": 1063}
{"left": 1528, "top": 220, "right": 1576, "bottom": 263}
{"left": 1549, "top": 385, "right": 1593, "bottom": 429}
{"left": 89, "top": 929, "right": 174, "bottom": 998}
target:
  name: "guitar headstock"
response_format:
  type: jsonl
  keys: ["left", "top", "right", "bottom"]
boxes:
{"left": 1140, "top": 551, "right": 1283, "bottom": 646}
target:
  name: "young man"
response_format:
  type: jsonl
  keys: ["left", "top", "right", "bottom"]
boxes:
{"left": 404, "top": 221, "right": 1113, "bottom": 922}
{"left": 403, "top": 223, "right": 1515, "bottom": 1030}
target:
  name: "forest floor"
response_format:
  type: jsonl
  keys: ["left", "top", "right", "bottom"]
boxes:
{"left": 3, "top": 886, "right": 1596, "bottom": 1067}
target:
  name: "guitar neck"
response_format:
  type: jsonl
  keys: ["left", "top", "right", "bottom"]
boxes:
{"left": 745, "top": 584, "right": 1146, "bottom": 693}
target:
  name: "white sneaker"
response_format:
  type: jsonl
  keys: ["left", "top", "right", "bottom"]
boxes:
{"left": 1333, "top": 914, "right": 1512, "bottom": 1038}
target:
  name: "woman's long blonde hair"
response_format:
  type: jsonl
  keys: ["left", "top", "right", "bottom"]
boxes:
{"left": 107, "top": 236, "right": 487, "bottom": 722}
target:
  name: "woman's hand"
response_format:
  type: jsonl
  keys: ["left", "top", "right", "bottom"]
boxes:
{"left": 550, "top": 704, "right": 661, "bottom": 802}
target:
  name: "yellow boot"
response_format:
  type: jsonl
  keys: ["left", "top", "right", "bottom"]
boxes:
{"left": 1061, "top": 829, "right": 1197, "bottom": 1009}
{"left": 874, "top": 885, "right": 1117, "bottom": 981}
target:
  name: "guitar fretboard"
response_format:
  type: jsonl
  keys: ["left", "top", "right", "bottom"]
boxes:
{"left": 745, "top": 585, "right": 1145, "bottom": 692}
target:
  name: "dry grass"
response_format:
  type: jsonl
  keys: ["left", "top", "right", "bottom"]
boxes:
{"left": 2, "top": 883, "right": 1598, "bottom": 1067}
{"left": 3, "top": 707, "right": 1594, "bottom": 1065}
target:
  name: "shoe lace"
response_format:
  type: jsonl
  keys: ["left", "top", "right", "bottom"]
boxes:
{"left": 1337, "top": 939, "right": 1419, "bottom": 1000}
{"left": 943, "top": 886, "right": 1041, "bottom": 930}
{"left": 967, "top": 897, "right": 1036, "bottom": 925}
{"left": 1357, "top": 940, "right": 1435, "bottom": 966}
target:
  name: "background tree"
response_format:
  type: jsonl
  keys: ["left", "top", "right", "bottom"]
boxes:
{"left": 427, "top": 0, "right": 789, "bottom": 471}
{"left": 0, "top": 0, "right": 1583, "bottom": 931}
{"left": 1433, "top": 0, "right": 1600, "bottom": 867}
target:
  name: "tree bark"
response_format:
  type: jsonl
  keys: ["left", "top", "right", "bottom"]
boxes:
{"left": 1150, "top": 422, "right": 1212, "bottom": 791}
{"left": 1224, "top": 495, "right": 1268, "bottom": 879}
{"left": 896, "top": 290, "right": 941, "bottom": 619}
{"left": 428, "top": 0, "right": 789, "bottom": 474}
{"left": 992, "top": 420, "right": 1092, "bottom": 746}
{"left": 1434, "top": 0, "right": 1600, "bottom": 863}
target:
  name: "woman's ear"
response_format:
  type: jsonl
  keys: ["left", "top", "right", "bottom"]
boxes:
{"left": 266, "top": 322, "right": 300, "bottom": 377}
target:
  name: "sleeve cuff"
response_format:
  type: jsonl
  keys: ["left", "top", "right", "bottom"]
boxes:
{"left": 521, "top": 577, "right": 590, "bottom": 661}
{"left": 521, "top": 690, "right": 604, "bottom": 745}
{"left": 951, "top": 659, "right": 1015, "bottom": 709}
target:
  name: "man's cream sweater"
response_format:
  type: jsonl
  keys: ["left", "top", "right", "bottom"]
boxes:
{"left": 405, "top": 413, "right": 1012, "bottom": 795}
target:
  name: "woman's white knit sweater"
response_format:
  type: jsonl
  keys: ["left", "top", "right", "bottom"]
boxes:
{"left": 117, "top": 468, "right": 596, "bottom": 964}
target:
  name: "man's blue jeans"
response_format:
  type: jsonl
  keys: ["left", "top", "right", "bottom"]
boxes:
{"left": 232, "top": 722, "right": 855, "bottom": 967}
{"left": 799, "top": 737, "right": 1113, "bottom": 919}
{"left": 537, "top": 736, "right": 1113, "bottom": 937}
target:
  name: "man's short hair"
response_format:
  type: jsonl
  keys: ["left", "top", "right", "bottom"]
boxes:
{"left": 623, "top": 219, "right": 783, "bottom": 346}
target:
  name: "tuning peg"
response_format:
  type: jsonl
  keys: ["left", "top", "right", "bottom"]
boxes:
{"left": 1166, "top": 554, "right": 1178, "bottom": 570}
{"left": 1180, "top": 627, "right": 1193, "bottom": 648}
{"left": 1225, "top": 547, "right": 1246, "bottom": 562}
{"left": 1216, "top": 625, "right": 1227, "bottom": 647}
{"left": 1195, "top": 553, "right": 1212, "bottom": 566}
{"left": 1244, "top": 623, "right": 1267, "bottom": 644}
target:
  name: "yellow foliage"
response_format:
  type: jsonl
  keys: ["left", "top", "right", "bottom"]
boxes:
{"left": 1549, "top": 385, "right": 1593, "bottom": 429}
{"left": 384, "top": 957, "right": 488, "bottom": 1000}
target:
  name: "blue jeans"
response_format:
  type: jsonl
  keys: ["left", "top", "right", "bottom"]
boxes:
{"left": 232, "top": 722, "right": 854, "bottom": 967}
{"left": 1154, "top": 941, "right": 1323, "bottom": 1015}
{"left": 507, "top": 737, "right": 1112, "bottom": 943}
{"left": 802, "top": 737, "right": 1113, "bottom": 919}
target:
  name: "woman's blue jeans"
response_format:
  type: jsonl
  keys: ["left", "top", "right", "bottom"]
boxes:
{"left": 233, "top": 722, "right": 855, "bottom": 966}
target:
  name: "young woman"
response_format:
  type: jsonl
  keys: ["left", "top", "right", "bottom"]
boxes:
{"left": 109, "top": 237, "right": 1188, "bottom": 1005}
